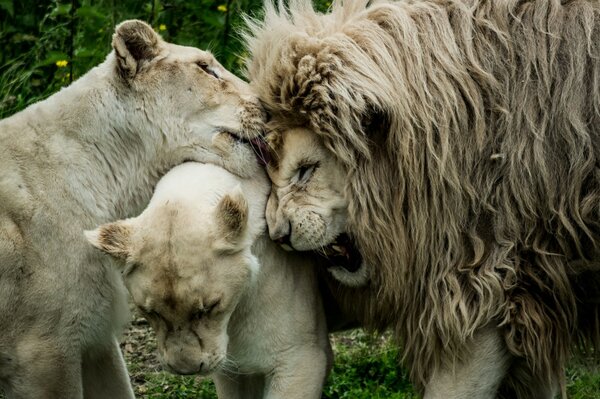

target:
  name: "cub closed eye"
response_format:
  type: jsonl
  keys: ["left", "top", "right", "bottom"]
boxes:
{"left": 192, "top": 300, "right": 220, "bottom": 321}
{"left": 196, "top": 62, "right": 220, "bottom": 79}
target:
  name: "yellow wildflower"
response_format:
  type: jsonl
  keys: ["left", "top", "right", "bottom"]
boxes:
{"left": 55, "top": 60, "right": 68, "bottom": 68}
{"left": 217, "top": 4, "right": 227, "bottom": 12}
{"left": 158, "top": 24, "right": 167, "bottom": 31}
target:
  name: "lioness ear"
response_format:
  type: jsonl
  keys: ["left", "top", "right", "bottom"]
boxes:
{"left": 215, "top": 186, "right": 249, "bottom": 249}
{"left": 112, "top": 20, "right": 160, "bottom": 79}
{"left": 85, "top": 221, "right": 132, "bottom": 261}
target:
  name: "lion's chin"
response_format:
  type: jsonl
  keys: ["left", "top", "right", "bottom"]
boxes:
{"left": 318, "top": 233, "right": 363, "bottom": 273}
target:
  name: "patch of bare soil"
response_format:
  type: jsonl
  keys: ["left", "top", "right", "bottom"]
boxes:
{"left": 120, "top": 309, "right": 162, "bottom": 378}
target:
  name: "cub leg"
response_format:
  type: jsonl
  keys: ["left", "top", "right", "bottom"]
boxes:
{"left": 82, "top": 337, "right": 135, "bottom": 399}
{"left": 424, "top": 326, "right": 510, "bottom": 399}
{"left": 263, "top": 345, "right": 330, "bottom": 399}
{"left": 213, "top": 373, "right": 265, "bottom": 399}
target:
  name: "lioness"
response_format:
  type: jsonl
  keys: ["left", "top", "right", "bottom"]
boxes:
{"left": 87, "top": 162, "right": 332, "bottom": 399}
{"left": 0, "top": 20, "right": 264, "bottom": 398}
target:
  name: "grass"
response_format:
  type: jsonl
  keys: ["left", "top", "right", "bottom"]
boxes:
{"left": 0, "top": 312, "right": 598, "bottom": 398}
{"left": 124, "top": 327, "right": 416, "bottom": 399}
{"left": 121, "top": 318, "right": 600, "bottom": 399}
{"left": 122, "top": 314, "right": 600, "bottom": 399}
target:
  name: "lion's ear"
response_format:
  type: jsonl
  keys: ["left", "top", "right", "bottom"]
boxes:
{"left": 85, "top": 221, "right": 133, "bottom": 261}
{"left": 214, "top": 186, "right": 249, "bottom": 251}
{"left": 112, "top": 20, "right": 161, "bottom": 79}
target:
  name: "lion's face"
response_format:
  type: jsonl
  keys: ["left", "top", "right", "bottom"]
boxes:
{"left": 265, "top": 128, "right": 366, "bottom": 284}
{"left": 87, "top": 184, "right": 257, "bottom": 375}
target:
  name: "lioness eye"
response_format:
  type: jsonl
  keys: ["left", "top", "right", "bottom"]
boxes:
{"left": 295, "top": 164, "right": 317, "bottom": 184}
{"left": 196, "top": 62, "right": 220, "bottom": 79}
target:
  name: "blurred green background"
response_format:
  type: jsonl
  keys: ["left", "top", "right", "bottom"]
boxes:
{"left": 0, "top": 0, "right": 326, "bottom": 119}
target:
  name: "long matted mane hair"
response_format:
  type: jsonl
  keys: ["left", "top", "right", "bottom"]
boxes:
{"left": 244, "top": 0, "right": 600, "bottom": 393}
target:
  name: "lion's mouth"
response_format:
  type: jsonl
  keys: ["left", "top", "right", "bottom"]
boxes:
{"left": 317, "top": 233, "right": 363, "bottom": 273}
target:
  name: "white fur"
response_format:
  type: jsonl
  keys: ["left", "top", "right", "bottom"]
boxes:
{"left": 0, "top": 20, "right": 263, "bottom": 399}
{"left": 88, "top": 162, "right": 332, "bottom": 399}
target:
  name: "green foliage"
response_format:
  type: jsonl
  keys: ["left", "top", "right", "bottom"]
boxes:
{"left": 0, "top": 0, "right": 332, "bottom": 119}
{"left": 567, "top": 363, "right": 600, "bottom": 399}
{"left": 123, "top": 329, "right": 600, "bottom": 399}
{"left": 323, "top": 331, "right": 418, "bottom": 399}
{"left": 130, "top": 369, "right": 217, "bottom": 399}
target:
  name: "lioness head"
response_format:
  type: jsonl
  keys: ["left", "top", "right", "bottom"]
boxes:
{"left": 110, "top": 20, "right": 265, "bottom": 175}
{"left": 86, "top": 180, "right": 257, "bottom": 375}
{"left": 264, "top": 128, "right": 368, "bottom": 286}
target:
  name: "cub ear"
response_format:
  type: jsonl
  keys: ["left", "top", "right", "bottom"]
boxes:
{"left": 215, "top": 186, "right": 249, "bottom": 249}
{"left": 112, "top": 19, "right": 160, "bottom": 79}
{"left": 85, "top": 221, "right": 133, "bottom": 261}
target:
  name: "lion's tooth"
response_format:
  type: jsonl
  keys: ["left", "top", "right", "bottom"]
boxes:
{"left": 331, "top": 245, "right": 343, "bottom": 253}
{"left": 280, "top": 243, "right": 294, "bottom": 252}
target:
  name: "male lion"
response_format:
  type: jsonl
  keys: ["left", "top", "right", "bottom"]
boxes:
{"left": 244, "top": 0, "right": 600, "bottom": 397}
{"left": 87, "top": 161, "right": 332, "bottom": 399}
{"left": 0, "top": 20, "right": 264, "bottom": 398}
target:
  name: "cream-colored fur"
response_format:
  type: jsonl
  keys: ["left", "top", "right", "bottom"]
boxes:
{"left": 245, "top": 0, "right": 600, "bottom": 396}
{"left": 0, "top": 20, "right": 264, "bottom": 398}
{"left": 87, "top": 162, "right": 332, "bottom": 399}
{"left": 265, "top": 128, "right": 368, "bottom": 286}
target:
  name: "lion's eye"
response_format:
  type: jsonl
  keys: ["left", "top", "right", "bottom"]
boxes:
{"left": 196, "top": 62, "right": 220, "bottom": 79}
{"left": 294, "top": 164, "right": 317, "bottom": 184}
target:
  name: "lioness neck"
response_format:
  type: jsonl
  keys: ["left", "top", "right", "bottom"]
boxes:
{"left": 4, "top": 53, "right": 170, "bottom": 222}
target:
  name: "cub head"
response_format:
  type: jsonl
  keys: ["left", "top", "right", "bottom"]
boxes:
{"left": 110, "top": 20, "right": 265, "bottom": 175}
{"left": 86, "top": 186, "right": 257, "bottom": 375}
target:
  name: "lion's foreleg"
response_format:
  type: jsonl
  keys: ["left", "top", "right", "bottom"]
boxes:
{"left": 424, "top": 326, "right": 509, "bottom": 399}
{"left": 497, "top": 358, "right": 560, "bottom": 399}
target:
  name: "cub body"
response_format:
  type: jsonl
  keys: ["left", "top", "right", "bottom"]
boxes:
{"left": 0, "top": 20, "right": 263, "bottom": 398}
{"left": 88, "top": 162, "right": 332, "bottom": 399}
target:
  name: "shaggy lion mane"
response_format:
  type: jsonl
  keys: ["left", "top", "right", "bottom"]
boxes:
{"left": 244, "top": 0, "right": 600, "bottom": 395}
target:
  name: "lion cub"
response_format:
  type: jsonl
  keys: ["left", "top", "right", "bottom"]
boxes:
{"left": 86, "top": 162, "right": 331, "bottom": 398}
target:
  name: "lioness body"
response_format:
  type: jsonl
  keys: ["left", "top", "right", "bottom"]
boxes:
{"left": 0, "top": 20, "right": 264, "bottom": 398}
{"left": 88, "top": 162, "right": 331, "bottom": 399}
{"left": 245, "top": 0, "right": 600, "bottom": 397}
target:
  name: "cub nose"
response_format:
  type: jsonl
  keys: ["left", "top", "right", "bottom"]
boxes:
{"left": 166, "top": 361, "right": 203, "bottom": 376}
